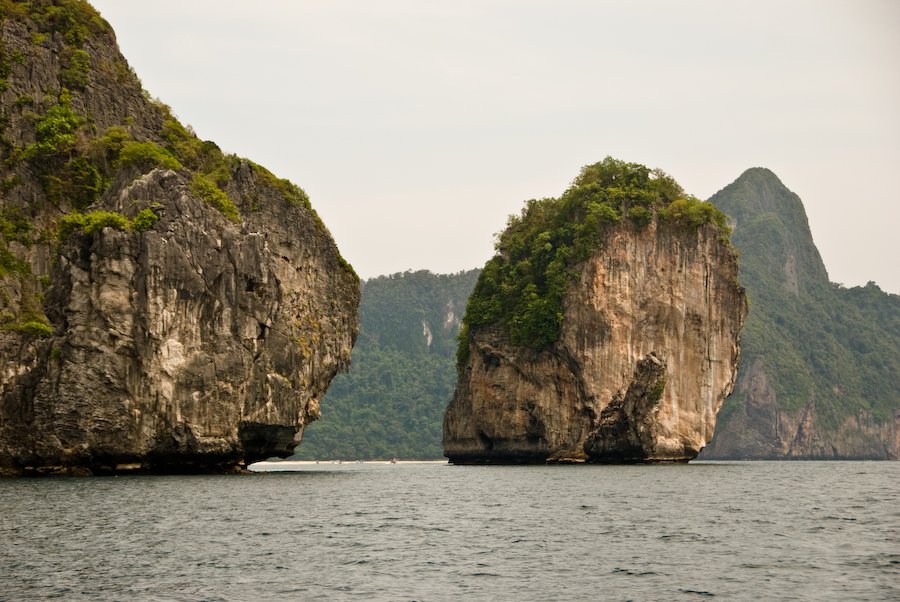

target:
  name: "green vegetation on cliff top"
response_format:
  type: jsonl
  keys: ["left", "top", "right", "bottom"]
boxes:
{"left": 460, "top": 157, "right": 730, "bottom": 355}
{"left": 0, "top": 0, "right": 110, "bottom": 45}
{"left": 0, "top": 0, "right": 347, "bottom": 231}
{"left": 0, "top": 0, "right": 356, "bottom": 331}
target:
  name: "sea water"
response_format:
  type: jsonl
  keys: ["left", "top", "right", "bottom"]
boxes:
{"left": 1, "top": 461, "right": 897, "bottom": 601}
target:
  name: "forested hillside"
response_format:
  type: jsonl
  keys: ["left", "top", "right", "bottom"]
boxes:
{"left": 702, "top": 169, "right": 899, "bottom": 459}
{"left": 293, "top": 270, "right": 479, "bottom": 459}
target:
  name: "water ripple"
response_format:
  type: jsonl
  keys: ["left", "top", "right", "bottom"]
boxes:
{"left": 1, "top": 461, "right": 897, "bottom": 600}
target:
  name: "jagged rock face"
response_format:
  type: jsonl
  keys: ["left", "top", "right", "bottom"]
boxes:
{"left": 583, "top": 352, "right": 668, "bottom": 462}
{"left": 1, "top": 165, "right": 358, "bottom": 475}
{"left": 701, "top": 360, "right": 900, "bottom": 460}
{"left": 0, "top": 3, "right": 359, "bottom": 475}
{"left": 444, "top": 221, "right": 747, "bottom": 463}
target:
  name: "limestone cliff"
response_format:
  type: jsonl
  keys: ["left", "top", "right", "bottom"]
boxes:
{"left": 700, "top": 169, "right": 900, "bottom": 460}
{"left": 0, "top": 2, "right": 359, "bottom": 475}
{"left": 444, "top": 159, "right": 746, "bottom": 463}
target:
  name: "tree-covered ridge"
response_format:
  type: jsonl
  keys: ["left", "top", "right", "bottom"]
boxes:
{"left": 460, "top": 157, "right": 730, "bottom": 354}
{"left": 709, "top": 167, "right": 828, "bottom": 290}
{"left": 294, "top": 270, "right": 479, "bottom": 460}
{"left": 710, "top": 169, "right": 900, "bottom": 431}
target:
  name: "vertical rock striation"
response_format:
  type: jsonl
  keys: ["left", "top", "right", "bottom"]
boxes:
{"left": 444, "top": 160, "right": 747, "bottom": 463}
{"left": 445, "top": 223, "right": 746, "bottom": 463}
{"left": 0, "top": 2, "right": 358, "bottom": 475}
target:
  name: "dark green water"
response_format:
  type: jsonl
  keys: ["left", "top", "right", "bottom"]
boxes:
{"left": 1, "top": 461, "right": 897, "bottom": 600}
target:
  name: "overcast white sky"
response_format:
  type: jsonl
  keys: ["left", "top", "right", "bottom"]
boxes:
{"left": 90, "top": 0, "right": 900, "bottom": 293}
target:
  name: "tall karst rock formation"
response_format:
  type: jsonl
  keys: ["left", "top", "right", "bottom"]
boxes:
{"left": 0, "top": 1, "right": 359, "bottom": 475}
{"left": 701, "top": 168, "right": 900, "bottom": 459}
{"left": 444, "top": 158, "right": 747, "bottom": 463}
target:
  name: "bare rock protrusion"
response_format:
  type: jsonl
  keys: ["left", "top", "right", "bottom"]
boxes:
{"left": 583, "top": 352, "right": 670, "bottom": 463}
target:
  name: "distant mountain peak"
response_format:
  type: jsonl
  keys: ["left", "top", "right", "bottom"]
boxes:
{"left": 710, "top": 168, "right": 829, "bottom": 291}
{"left": 713, "top": 168, "right": 798, "bottom": 219}
{"left": 704, "top": 169, "right": 900, "bottom": 460}
{"left": 737, "top": 166, "right": 782, "bottom": 181}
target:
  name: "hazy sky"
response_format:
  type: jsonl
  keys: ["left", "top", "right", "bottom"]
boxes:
{"left": 89, "top": 1, "right": 900, "bottom": 293}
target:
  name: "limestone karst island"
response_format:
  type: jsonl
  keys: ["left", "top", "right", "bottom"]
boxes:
{"left": 444, "top": 158, "right": 747, "bottom": 464}
{"left": 0, "top": 1, "right": 358, "bottom": 475}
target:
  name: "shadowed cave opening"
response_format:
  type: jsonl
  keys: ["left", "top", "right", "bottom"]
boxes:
{"left": 239, "top": 422, "right": 297, "bottom": 463}
{"left": 478, "top": 431, "right": 494, "bottom": 450}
